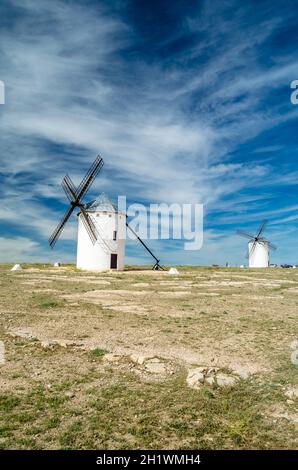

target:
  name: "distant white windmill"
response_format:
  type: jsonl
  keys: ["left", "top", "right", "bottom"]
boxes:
{"left": 236, "top": 220, "right": 277, "bottom": 268}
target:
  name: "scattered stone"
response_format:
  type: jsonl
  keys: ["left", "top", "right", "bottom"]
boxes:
{"left": 168, "top": 267, "right": 179, "bottom": 275}
{"left": 216, "top": 373, "right": 238, "bottom": 387}
{"left": 205, "top": 376, "right": 216, "bottom": 386}
{"left": 11, "top": 264, "right": 22, "bottom": 271}
{"left": 231, "top": 366, "right": 251, "bottom": 379}
{"left": 285, "top": 386, "right": 298, "bottom": 399}
{"left": 41, "top": 340, "right": 54, "bottom": 349}
{"left": 41, "top": 339, "right": 80, "bottom": 349}
{"left": 186, "top": 367, "right": 239, "bottom": 389}
{"left": 56, "top": 339, "right": 77, "bottom": 348}
{"left": 186, "top": 368, "right": 205, "bottom": 389}
{"left": 65, "top": 391, "right": 75, "bottom": 398}
{"left": 206, "top": 367, "right": 219, "bottom": 375}
{"left": 130, "top": 354, "right": 146, "bottom": 365}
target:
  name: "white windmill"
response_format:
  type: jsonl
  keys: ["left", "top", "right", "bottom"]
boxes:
{"left": 49, "top": 155, "right": 163, "bottom": 271}
{"left": 76, "top": 193, "right": 126, "bottom": 270}
{"left": 236, "top": 220, "right": 277, "bottom": 268}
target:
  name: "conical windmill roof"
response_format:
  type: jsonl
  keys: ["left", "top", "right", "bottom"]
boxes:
{"left": 85, "top": 193, "right": 118, "bottom": 212}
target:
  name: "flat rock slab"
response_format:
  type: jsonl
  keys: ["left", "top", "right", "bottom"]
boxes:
{"left": 186, "top": 367, "right": 239, "bottom": 389}
{"left": 216, "top": 373, "right": 238, "bottom": 387}
{"left": 130, "top": 354, "right": 147, "bottom": 365}
{"left": 186, "top": 368, "right": 205, "bottom": 389}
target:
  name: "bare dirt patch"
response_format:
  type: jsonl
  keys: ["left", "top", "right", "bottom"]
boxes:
{"left": 1, "top": 264, "right": 297, "bottom": 449}
{"left": 159, "top": 290, "right": 192, "bottom": 297}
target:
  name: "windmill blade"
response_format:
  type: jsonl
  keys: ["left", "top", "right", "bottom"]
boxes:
{"left": 247, "top": 240, "right": 257, "bottom": 260}
{"left": 61, "top": 177, "right": 76, "bottom": 203}
{"left": 77, "top": 156, "right": 104, "bottom": 200}
{"left": 236, "top": 229, "right": 255, "bottom": 240}
{"left": 80, "top": 202, "right": 112, "bottom": 249}
{"left": 64, "top": 175, "right": 77, "bottom": 198}
{"left": 62, "top": 175, "right": 79, "bottom": 202}
{"left": 76, "top": 155, "right": 104, "bottom": 201}
{"left": 80, "top": 207, "right": 98, "bottom": 245}
{"left": 49, "top": 205, "right": 75, "bottom": 248}
{"left": 256, "top": 219, "right": 268, "bottom": 238}
{"left": 50, "top": 156, "right": 104, "bottom": 250}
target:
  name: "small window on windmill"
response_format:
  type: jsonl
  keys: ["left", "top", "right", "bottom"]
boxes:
{"left": 113, "top": 231, "right": 117, "bottom": 241}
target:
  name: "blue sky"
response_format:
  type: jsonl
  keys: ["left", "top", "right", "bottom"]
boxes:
{"left": 1, "top": 0, "right": 298, "bottom": 265}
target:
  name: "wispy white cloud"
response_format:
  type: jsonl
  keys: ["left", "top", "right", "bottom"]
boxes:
{"left": 1, "top": 0, "right": 298, "bottom": 263}
{"left": 0, "top": 236, "right": 40, "bottom": 262}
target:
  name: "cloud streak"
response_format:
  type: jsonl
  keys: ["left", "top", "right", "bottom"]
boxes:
{"left": 1, "top": 0, "right": 298, "bottom": 264}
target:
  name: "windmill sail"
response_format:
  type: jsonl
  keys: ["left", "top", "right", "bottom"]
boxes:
{"left": 49, "top": 155, "right": 104, "bottom": 248}
{"left": 237, "top": 220, "right": 277, "bottom": 267}
{"left": 49, "top": 156, "right": 163, "bottom": 270}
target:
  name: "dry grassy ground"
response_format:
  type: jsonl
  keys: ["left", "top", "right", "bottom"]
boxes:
{"left": 0, "top": 263, "right": 297, "bottom": 449}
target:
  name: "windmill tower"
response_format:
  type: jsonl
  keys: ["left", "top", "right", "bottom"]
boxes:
{"left": 236, "top": 220, "right": 277, "bottom": 268}
{"left": 49, "top": 155, "right": 163, "bottom": 271}
{"left": 76, "top": 193, "right": 125, "bottom": 270}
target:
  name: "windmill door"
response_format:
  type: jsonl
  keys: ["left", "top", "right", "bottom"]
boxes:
{"left": 110, "top": 254, "right": 118, "bottom": 269}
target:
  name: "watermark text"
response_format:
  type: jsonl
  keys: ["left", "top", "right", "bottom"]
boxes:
{"left": 290, "top": 80, "right": 298, "bottom": 105}
{"left": 118, "top": 196, "right": 203, "bottom": 250}
{"left": 0, "top": 80, "right": 4, "bottom": 104}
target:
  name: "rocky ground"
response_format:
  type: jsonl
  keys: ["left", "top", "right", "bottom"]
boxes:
{"left": 0, "top": 263, "right": 297, "bottom": 449}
